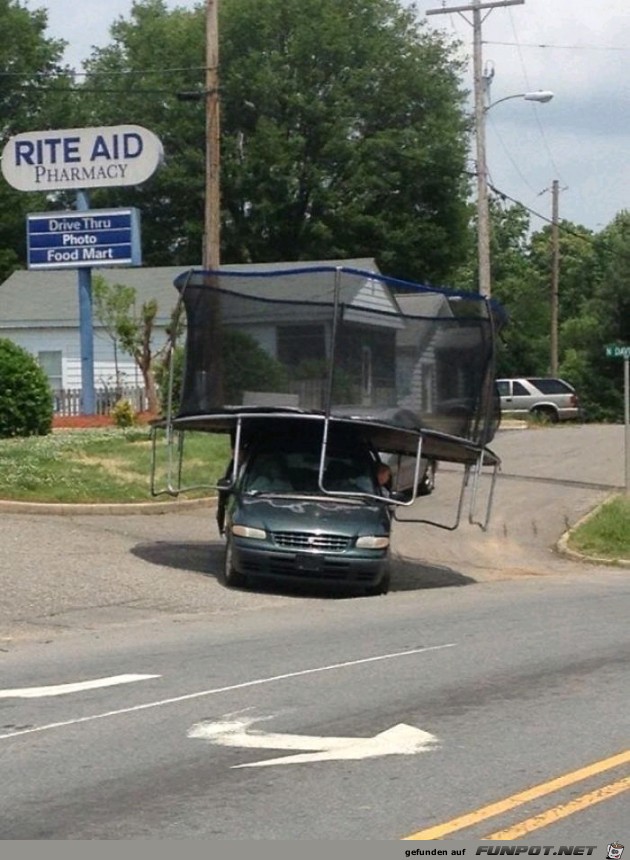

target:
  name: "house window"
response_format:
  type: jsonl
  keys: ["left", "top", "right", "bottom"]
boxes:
{"left": 38, "top": 351, "right": 63, "bottom": 392}
{"left": 361, "top": 346, "right": 372, "bottom": 399}
{"left": 277, "top": 324, "right": 325, "bottom": 367}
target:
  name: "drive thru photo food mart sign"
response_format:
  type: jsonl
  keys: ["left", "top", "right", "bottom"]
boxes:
{"left": 27, "top": 208, "right": 142, "bottom": 269}
{"left": 0, "top": 124, "right": 163, "bottom": 192}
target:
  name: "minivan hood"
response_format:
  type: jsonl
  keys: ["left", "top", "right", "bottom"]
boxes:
{"left": 235, "top": 495, "right": 390, "bottom": 536}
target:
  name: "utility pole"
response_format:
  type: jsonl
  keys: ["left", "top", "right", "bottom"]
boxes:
{"left": 205, "top": 0, "right": 220, "bottom": 271}
{"left": 550, "top": 179, "right": 560, "bottom": 375}
{"left": 426, "top": 0, "right": 525, "bottom": 298}
{"left": 203, "top": 0, "right": 223, "bottom": 406}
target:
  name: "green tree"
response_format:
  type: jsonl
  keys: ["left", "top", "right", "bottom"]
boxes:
{"left": 219, "top": 0, "right": 471, "bottom": 283}
{"left": 93, "top": 274, "right": 137, "bottom": 395}
{"left": 92, "top": 278, "right": 183, "bottom": 414}
{"left": 527, "top": 212, "right": 630, "bottom": 420}
{"left": 0, "top": 0, "right": 75, "bottom": 281}
{"left": 453, "top": 200, "right": 549, "bottom": 376}
{"left": 71, "top": 0, "right": 471, "bottom": 283}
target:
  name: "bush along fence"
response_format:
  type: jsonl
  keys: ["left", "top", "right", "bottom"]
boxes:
{"left": 53, "top": 386, "right": 148, "bottom": 416}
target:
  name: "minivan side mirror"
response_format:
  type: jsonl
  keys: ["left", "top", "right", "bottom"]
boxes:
{"left": 216, "top": 477, "right": 233, "bottom": 491}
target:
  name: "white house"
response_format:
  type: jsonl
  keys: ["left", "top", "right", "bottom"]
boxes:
{"left": 0, "top": 258, "right": 381, "bottom": 411}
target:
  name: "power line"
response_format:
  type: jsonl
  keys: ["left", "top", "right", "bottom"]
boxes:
{"left": 0, "top": 65, "right": 206, "bottom": 79}
{"left": 484, "top": 40, "right": 630, "bottom": 51}
{"left": 502, "top": 8, "right": 568, "bottom": 185}
{"left": 487, "top": 181, "right": 597, "bottom": 243}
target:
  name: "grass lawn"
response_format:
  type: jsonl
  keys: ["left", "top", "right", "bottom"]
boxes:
{"left": 568, "top": 494, "right": 630, "bottom": 561}
{"left": 0, "top": 427, "right": 230, "bottom": 504}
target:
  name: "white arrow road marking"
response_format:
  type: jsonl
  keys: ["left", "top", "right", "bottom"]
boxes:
{"left": 0, "top": 644, "right": 453, "bottom": 740}
{"left": 0, "top": 674, "right": 160, "bottom": 699}
{"left": 188, "top": 715, "right": 439, "bottom": 767}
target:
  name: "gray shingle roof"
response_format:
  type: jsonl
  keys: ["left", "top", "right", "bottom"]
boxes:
{"left": 0, "top": 258, "right": 378, "bottom": 326}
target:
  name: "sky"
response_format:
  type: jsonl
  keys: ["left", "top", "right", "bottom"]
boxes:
{"left": 28, "top": 0, "right": 630, "bottom": 234}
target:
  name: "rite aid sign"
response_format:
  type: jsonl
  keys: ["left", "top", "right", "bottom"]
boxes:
{"left": 27, "top": 208, "right": 142, "bottom": 270}
{"left": 1, "top": 124, "right": 163, "bottom": 192}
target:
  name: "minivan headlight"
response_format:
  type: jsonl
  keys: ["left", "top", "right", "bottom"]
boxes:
{"left": 232, "top": 524, "right": 267, "bottom": 540}
{"left": 356, "top": 535, "right": 390, "bottom": 549}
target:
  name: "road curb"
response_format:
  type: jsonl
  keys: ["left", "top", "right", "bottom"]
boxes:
{"left": 0, "top": 496, "right": 217, "bottom": 516}
{"left": 556, "top": 492, "right": 630, "bottom": 568}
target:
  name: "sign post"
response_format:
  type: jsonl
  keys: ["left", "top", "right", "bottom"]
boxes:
{"left": 76, "top": 191, "right": 95, "bottom": 415}
{"left": 604, "top": 343, "right": 630, "bottom": 495}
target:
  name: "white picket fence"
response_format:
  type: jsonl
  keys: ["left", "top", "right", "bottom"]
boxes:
{"left": 53, "top": 386, "right": 148, "bottom": 416}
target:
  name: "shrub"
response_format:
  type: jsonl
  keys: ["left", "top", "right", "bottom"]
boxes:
{"left": 111, "top": 398, "right": 137, "bottom": 428}
{"left": 0, "top": 339, "right": 53, "bottom": 438}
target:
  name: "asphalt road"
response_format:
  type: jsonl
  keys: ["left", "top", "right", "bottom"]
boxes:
{"left": 0, "top": 423, "right": 628, "bottom": 840}
{"left": 1, "top": 572, "right": 628, "bottom": 839}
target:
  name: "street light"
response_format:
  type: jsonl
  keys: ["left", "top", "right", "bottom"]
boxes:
{"left": 475, "top": 89, "right": 554, "bottom": 298}
{"left": 486, "top": 90, "right": 554, "bottom": 112}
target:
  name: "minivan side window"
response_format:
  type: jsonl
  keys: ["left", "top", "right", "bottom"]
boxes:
{"left": 513, "top": 381, "right": 529, "bottom": 395}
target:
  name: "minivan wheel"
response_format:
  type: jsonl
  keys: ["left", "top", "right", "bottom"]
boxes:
{"left": 223, "top": 536, "right": 248, "bottom": 588}
{"left": 364, "top": 571, "right": 390, "bottom": 597}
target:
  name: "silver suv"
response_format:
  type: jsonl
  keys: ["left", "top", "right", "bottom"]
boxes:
{"left": 496, "top": 377, "right": 582, "bottom": 422}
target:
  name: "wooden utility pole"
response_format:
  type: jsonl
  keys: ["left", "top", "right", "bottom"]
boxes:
{"left": 550, "top": 179, "right": 560, "bottom": 375}
{"left": 205, "top": 0, "right": 220, "bottom": 270}
{"left": 426, "top": 0, "right": 525, "bottom": 298}
{"left": 203, "top": 0, "right": 223, "bottom": 406}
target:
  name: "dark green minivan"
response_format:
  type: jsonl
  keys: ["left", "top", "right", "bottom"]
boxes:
{"left": 220, "top": 425, "right": 393, "bottom": 596}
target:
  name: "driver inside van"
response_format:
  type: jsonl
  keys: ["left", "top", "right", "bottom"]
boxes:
{"left": 246, "top": 452, "right": 292, "bottom": 493}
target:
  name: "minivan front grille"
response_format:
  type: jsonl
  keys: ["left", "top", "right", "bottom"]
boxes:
{"left": 271, "top": 531, "right": 350, "bottom": 552}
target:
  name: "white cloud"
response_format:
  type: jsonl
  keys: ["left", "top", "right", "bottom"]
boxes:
{"left": 31, "top": 0, "right": 630, "bottom": 231}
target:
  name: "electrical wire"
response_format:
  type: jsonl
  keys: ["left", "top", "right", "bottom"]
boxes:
{"left": 487, "top": 180, "right": 597, "bottom": 244}
{"left": 505, "top": 8, "right": 568, "bottom": 186}
{"left": 484, "top": 40, "right": 630, "bottom": 52}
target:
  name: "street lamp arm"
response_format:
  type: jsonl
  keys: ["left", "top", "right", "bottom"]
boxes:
{"left": 485, "top": 90, "right": 554, "bottom": 112}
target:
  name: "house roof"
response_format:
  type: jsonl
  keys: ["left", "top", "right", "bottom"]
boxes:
{"left": 0, "top": 258, "right": 379, "bottom": 327}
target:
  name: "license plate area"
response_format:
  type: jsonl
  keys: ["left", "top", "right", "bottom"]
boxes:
{"left": 296, "top": 553, "right": 322, "bottom": 572}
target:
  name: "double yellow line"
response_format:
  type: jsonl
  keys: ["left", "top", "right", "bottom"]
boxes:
{"left": 403, "top": 748, "right": 630, "bottom": 840}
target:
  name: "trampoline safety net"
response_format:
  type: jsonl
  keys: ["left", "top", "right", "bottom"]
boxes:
{"left": 169, "top": 265, "right": 506, "bottom": 447}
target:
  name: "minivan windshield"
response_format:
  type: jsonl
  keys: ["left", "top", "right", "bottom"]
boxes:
{"left": 241, "top": 445, "right": 378, "bottom": 496}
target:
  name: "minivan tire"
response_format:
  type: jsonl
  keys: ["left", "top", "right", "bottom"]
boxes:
{"left": 223, "top": 536, "right": 248, "bottom": 588}
{"left": 364, "top": 570, "right": 391, "bottom": 597}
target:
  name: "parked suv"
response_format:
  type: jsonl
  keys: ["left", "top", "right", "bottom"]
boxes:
{"left": 496, "top": 377, "right": 582, "bottom": 422}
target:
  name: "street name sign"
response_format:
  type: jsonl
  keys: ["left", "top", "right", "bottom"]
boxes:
{"left": 1, "top": 124, "right": 163, "bottom": 192}
{"left": 604, "top": 343, "right": 630, "bottom": 360}
{"left": 27, "top": 208, "right": 142, "bottom": 269}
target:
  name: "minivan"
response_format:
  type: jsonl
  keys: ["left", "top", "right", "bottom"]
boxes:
{"left": 220, "top": 424, "right": 393, "bottom": 595}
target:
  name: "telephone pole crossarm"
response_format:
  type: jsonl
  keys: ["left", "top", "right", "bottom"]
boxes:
{"left": 426, "top": 0, "right": 523, "bottom": 14}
